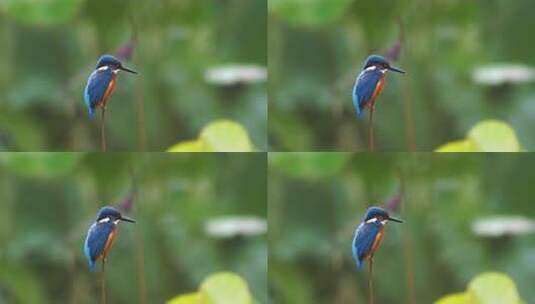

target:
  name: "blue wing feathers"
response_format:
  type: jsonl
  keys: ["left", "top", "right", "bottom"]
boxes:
{"left": 352, "top": 230, "right": 361, "bottom": 270}
{"left": 83, "top": 81, "right": 95, "bottom": 119}
{"left": 84, "top": 222, "right": 114, "bottom": 271}
{"left": 352, "top": 83, "right": 362, "bottom": 118}
{"left": 84, "top": 223, "right": 96, "bottom": 271}
{"left": 353, "top": 70, "right": 382, "bottom": 118}
{"left": 84, "top": 69, "right": 113, "bottom": 118}
{"left": 352, "top": 222, "right": 382, "bottom": 271}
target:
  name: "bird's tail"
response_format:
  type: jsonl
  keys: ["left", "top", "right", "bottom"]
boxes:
{"left": 83, "top": 236, "right": 96, "bottom": 271}
{"left": 356, "top": 107, "right": 364, "bottom": 119}
{"left": 88, "top": 259, "right": 96, "bottom": 272}
{"left": 355, "top": 257, "right": 363, "bottom": 271}
{"left": 88, "top": 107, "right": 96, "bottom": 119}
{"left": 352, "top": 91, "right": 364, "bottom": 119}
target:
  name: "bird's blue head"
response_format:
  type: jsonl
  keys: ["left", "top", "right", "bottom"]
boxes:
{"left": 363, "top": 206, "right": 403, "bottom": 223}
{"left": 363, "top": 54, "right": 405, "bottom": 74}
{"left": 95, "top": 54, "right": 137, "bottom": 74}
{"left": 95, "top": 206, "right": 136, "bottom": 223}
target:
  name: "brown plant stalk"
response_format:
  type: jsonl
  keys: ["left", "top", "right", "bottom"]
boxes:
{"left": 101, "top": 259, "right": 107, "bottom": 304}
{"left": 100, "top": 108, "right": 107, "bottom": 152}
{"left": 368, "top": 257, "right": 374, "bottom": 304}
{"left": 368, "top": 108, "right": 375, "bottom": 152}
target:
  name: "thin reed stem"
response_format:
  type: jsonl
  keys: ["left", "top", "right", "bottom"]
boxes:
{"left": 368, "top": 256, "right": 374, "bottom": 304}
{"left": 368, "top": 108, "right": 375, "bottom": 152}
{"left": 100, "top": 107, "right": 107, "bottom": 152}
{"left": 101, "top": 259, "right": 107, "bottom": 304}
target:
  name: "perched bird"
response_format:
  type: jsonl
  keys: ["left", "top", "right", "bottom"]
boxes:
{"left": 84, "top": 206, "right": 135, "bottom": 271}
{"left": 84, "top": 54, "right": 137, "bottom": 118}
{"left": 352, "top": 206, "right": 402, "bottom": 270}
{"left": 352, "top": 55, "right": 405, "bottom": 117}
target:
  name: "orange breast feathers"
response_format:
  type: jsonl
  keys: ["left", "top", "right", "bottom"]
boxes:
{"left": 368, "top": 226, "right": 385, "bottom": 258}
{"left": 100, "top": 73, "right": 117, "bottom": 109}
{"left": 99, "top": 225, "right": 118, "bottom": 261}
{"left": 370, "top": 75, "right": 386, "bottom": 106}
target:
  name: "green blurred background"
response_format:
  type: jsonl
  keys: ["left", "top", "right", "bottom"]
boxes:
{"left": 268, "top": 153, "right": 535, "bottom": 303}
{"left": 0, "top": 0, "right": 266, "bottom": 151}
{"left": 268, "top": 0, "right": 535, "bottom": 151}
{"left": 0, "top": 152, "right": 267, "bottom": 303}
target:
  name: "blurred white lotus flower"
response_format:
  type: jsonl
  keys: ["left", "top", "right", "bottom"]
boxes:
{"left": 205, "top": 65, "right": 267, "bottom": 86}
{"left": 205, "top": 216, "right": 267, "bottom": 238}
{"left": 472, "top": 216, "right": 535, "bottom": 237}
{"left": 472, "top": 64, "right": 535, "bottom": 85}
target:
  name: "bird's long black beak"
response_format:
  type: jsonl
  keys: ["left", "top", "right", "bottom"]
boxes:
{"left": 120, "top": 66, "right": 138, "bottom": 74}
{"left": 388, "top": 66, "right": 405, "bottom": 74}
{"left": 120, "top": 216, "right": 136, "bottom": 223}
{"left": 388, "top": 216, "right": 403, "bottom": 223}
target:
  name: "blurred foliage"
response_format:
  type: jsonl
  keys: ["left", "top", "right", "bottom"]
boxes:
{"left": 0, "top": 0, "right": 84, "bottom": 26}
{"left": 0, "top": 0, "right": 266, "bottom": 151}
{"left": 269, "top": 0, "right": 352, "bottom": 27}
{"left": 167, "top": 120, "right": 254, "bottom": 152}
{"left": 436, "top": 120, "right": 521, "bottom": 152}
{"left": 269, "top": 152, "right": 350, "bottom": 178}
{"left": 268, "top": 153, "right": 535, "bottom": 303}
{"left": 0, "top": 153, "right": 82, "bottom": 177}
{"left": 0, "top": 153, "right": 267, "bottom": 303}
{"left": 167, "top": 272, "right": 257, "bottom": 304}
{"left": 436, "top": 272, "right": 523, "bottom": 304}
{"left": 268, "top": 0, "right": 535, "bottom": 151}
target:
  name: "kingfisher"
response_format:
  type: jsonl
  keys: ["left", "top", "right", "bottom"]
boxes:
{"left": 352, "top": 206, "right": 402, "bottom": 270}
{"left": 352, "top": 55, "right": 405, "bottom": 117}
{"left": 84, "top": 54, "right": 137, "bottom": 118}
{"left": 84, "top": 206, "right": 135, "bottom": 271}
